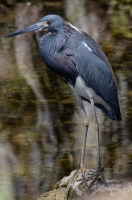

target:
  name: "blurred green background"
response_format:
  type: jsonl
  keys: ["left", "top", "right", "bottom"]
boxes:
{"left": 0, "top": 0, "right": 132, "bottom": 199}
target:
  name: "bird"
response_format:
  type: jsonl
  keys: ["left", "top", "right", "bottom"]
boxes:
{"left": 5, "top": 14, "right": 122, "bottom": 186}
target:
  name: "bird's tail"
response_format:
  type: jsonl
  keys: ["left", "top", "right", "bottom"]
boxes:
{"left": 95, "top": 101, "right": 122, "bottom": 121}
{"left": 81, "top": 96, "right": 122, "bottom": 121}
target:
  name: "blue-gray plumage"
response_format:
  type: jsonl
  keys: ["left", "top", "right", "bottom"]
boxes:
{"left": 5, "top": 14, "right": 122, "bottom": 185}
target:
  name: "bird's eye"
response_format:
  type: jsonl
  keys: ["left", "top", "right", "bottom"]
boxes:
{"left": 46, "top": 20, "right": 51, "bottom": 25}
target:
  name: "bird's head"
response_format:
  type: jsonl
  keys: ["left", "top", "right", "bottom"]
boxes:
{"left": 5, "top": 14, "right": 65, "bottom": 38}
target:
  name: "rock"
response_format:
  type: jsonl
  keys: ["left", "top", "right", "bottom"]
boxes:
{"left": 37, "top": 168, "right": 132, "bottom": 200}
{"left": 37, "top": 188, "right": 68, "bottom": 200}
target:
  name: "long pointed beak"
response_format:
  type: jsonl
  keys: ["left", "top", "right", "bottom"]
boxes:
{"left": 5, "top": 22, "right": 44, "bottom": 38}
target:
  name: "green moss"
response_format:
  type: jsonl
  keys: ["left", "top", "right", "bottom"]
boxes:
{"left": 110, "top": 0, "right": 132, "bottom": 38}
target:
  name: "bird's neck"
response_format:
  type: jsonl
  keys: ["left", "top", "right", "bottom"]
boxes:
{"left": 40, "top": 24, "right": 74, "bottom": 51}
{"left": 38, "top": 30, "right": 67, "bottom": 71}
{"left": 39, "top": 27, "right": 72, "bottom": 61}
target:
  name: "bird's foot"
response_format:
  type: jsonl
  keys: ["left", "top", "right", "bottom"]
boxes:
{"left": 54, "top": 167, "right": 97, "bottom": 189}
{"left": 54, "top": 167, "right": 107, "bottom": 190}
{"left": 66, "top": 166, "right": 87, "bottom": 186}
{"left": 54, "top": 168, "right": 108, "bottom": 198}
{"left": 89, "top": 167, "right": 108, "bottom": 189}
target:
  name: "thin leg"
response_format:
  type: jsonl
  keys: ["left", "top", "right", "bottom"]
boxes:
{"left": 90, "top": 98, "right": 101, "bottom": 173}
{"left": 80, "top": 118, "right": 89, "bottom": 168}
{"left": 89, "top": 98, "right": 107, "bottom": 186}
{"left": 76, "top": 95, "right": 89, "bottom": 168}
{"left": 54, "top": 96, "right": 102, "bottom": 189}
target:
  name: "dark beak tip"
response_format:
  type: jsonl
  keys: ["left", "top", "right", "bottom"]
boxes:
{"left": 5, "top": 33, "right": 14, "bottom": 38}
{"left": 5, "top": 35, "right": 9, "bottom": 38}
{"left": 5, "top": 32, "right": 21, "bottom": 38}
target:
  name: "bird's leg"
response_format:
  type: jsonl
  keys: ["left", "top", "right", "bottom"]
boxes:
{"left": 54, "top": 96, "right": 90, "bottom": 189}
{"left": 66, "top": 119, "right": 89, "bottom": 187}
{"left": 63, "top": 96, "right": 89, "bottom": 185}
{"left": 79, "top": 115, "right": 89, "bottom": 169}
{"left": 76, "top": 95, "right": 89, "bottom": 170}
{"left": 90, "top": 98, "right": 107, "bottom": 185}
{"left": 54, "top": 97, "right": 101, "bottom": 189}
{"left": 54, "top": 97, "right": 89, "bottom": 188}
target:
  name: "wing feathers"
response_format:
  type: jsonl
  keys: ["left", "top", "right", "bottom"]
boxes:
{"left": 76, "top": 40, "right": 121, "bottom": 121}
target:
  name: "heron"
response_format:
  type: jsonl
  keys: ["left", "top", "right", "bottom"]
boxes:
{"left": 6, "top": 14, "right": 122, "bottom": 186}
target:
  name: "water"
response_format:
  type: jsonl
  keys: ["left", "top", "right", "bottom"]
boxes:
{"left": 0, "top": 2, "right": 132, "bottom": 200}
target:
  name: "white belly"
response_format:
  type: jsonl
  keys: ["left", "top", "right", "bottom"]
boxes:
{"left": 68, "top": 76, "right": 110, "bottom": 110}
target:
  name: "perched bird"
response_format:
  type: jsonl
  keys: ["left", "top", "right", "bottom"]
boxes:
{"left": 6, "top": 14, "right": 122, "bottom": 185}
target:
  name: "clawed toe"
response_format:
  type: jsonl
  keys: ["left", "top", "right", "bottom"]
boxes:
{"left": 54, "top": 167, "right": 107, "bottom": 191}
